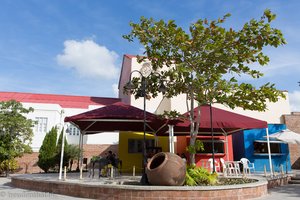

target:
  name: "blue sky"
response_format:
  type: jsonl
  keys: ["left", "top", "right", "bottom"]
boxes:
{"left": 0, "top": 0, "right": 300, "bottom": 110}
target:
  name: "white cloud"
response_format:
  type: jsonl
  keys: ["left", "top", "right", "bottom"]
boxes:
{"left": 289, "top": 91, "right": 300, "bottom": 112}
{"left": 260, "top": 49, "right": 300, "bottom": 77}
{"left": 228, "top": 47, "right": 300, "bottom": 82}
{"left": 112, "top": 83, "right": 119, "bottom": 97}
{"left": 56, "top": 40, "right": 119, "bottom": 79}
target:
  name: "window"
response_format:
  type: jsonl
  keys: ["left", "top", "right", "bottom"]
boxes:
{"left": 68, "top": 124, "right": 80, "bottom": 136}
{"left": 253, "top": 141, "right": 282, "bottom": 154}
{"left": 35, "top": 117, "right": 48, "bottom": 133}
{"left": 197, "top": 140, "right": 225, "bottom": 154}
{"left": 128, "top": 139, "right": 155, "bottom": 153}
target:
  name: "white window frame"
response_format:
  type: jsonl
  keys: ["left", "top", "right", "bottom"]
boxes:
{"left": 68, "top": 124, "right": 80, "bottom": 136}
{"left": 35, "top": 117, "right": 48, "bottom": 133}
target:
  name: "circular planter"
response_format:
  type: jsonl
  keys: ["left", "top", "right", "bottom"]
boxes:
{"left": 146, "top": 152, "right": 186, "bottom": 186}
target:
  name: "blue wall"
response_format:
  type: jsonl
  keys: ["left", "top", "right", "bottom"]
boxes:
{"left": 232, "top": 124, "right": 292, "bottom": 173}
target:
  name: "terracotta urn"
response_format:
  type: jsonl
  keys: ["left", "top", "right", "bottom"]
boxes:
{"left": 146, "top": 152, "right": 186, "bottom": 186}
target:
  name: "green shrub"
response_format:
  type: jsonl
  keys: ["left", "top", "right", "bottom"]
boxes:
{"left": 185, "top": 165, "right": 218, "bottom": 186}
{"left": 91, "top": 156, "right": 102, "bottom": 162}
{"left": 37, "top": 127, "right": 58, "bottom": 172}
{"left": 44, "top": 128, "right": 81, "bottom": 172}
{"left": 0, "top": 159, "right": 19, "bottom": 175}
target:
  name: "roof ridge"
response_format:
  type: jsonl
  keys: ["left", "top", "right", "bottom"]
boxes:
{"left": 0, "top": 91, "right": 120, "bottom": 109}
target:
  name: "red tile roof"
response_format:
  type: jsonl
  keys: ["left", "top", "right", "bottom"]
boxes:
{"left": 0, "top": 92, "right": 120, "bottom": 109}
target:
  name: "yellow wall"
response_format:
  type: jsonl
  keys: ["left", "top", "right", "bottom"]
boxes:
{"left": 119, "top": 131, "right": 169, "bottom": 174}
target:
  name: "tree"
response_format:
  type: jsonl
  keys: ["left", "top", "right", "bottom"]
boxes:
{"left": 55, "top": 129, "right": 80, "bottom": 171}
{"left": 37, "top": 127, "right": 58, "bottom": 172}
{"left": 0, "top": 100, "right": 34, "bottom": 175}
{"left": 124, "top": 9, "right": 286, "bottom": 164}
{"left": 64, "top": 144, "right": 81, "bottom": 171}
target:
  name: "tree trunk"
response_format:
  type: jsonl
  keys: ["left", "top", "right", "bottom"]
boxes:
{"left": 189, "top": 135, "right": 196, "bottom": 164}
{"left": 187, "top": 91, "right": 201, "bottom": 165}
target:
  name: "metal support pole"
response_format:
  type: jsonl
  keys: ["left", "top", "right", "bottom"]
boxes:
{"left": 225, "top": 134, "right": 229, "bottom": 161}
{"left": 125, "top": 68, "right": 162, "bottom": 185}
{"left": 210, "top": 103, "right": 215, "bottom": 173}
{"left": 140, "top": 77, "right": 148, "bottom": 184}
{"left": 266, "top": 128, "right": 273, "bottom": 176}
{"left": 58, "top": 128, "right": 66, "bottom": 180}
{"left": 79, "top": 132, "right": 84, "bottom": 179}
{"left": 168, "top": 125, "right": 175, "bottom": 153}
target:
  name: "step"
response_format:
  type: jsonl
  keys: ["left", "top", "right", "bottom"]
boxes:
{"left": 291, "top": 176, "right": 300, "bottom": 180}
{"left": 288, "top": 179, "right": 300, "bottom": 184}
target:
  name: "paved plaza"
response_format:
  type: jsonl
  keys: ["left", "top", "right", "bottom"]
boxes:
{"left": 0, "top": 177, "right": 91, "bottom": 200}
{"left": 257, "top": 184, "right": 300, "bottom": 200}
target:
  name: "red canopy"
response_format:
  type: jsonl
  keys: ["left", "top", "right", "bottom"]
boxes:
{"left": 164, "top": 105, "right": 268, "bottom": 136}
{"left": 64, "top": 102, "right": 171, "bottom": 134}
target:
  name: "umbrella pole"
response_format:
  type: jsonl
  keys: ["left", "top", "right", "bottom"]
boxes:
{"left": 79, "top": 132, "right": 84, "bottom": 179}
{"left": 221, "top": 128, "right": 229, "bottom": 161}
{"left": 225, "top": 134, "right": 229, "bottom": 161}
{"left": 168, "top": 125, "right": 175, "bottom": 153}
{"left": 266, "top": 128, "right": 273, "bottom": 176}
{"left": 210, "top": 103, "right": 215, "bottom": 173}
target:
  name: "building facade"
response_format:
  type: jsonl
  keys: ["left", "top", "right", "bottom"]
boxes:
{"left": 118, "top": 54, "right": 295, "bottom": 172}
{"left": 0, "top": 91, "right": 120, "bottom": 173}
{"left": 283, "top": 112, "right": 300, "bottom": 168}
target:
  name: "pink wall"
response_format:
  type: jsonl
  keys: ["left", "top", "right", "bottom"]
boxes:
{"left": 118, "top": 55, "right": 134, "bottom": 105}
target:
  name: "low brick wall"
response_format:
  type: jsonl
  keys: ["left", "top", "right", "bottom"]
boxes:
{"left": 15, "top": 152, "right": 40, "bottom": 174}
{"left": 14, "top": 144, "right": 118, "bottom": 174}
{"left": 11, "top": 176, "right": 268, "bottom": 200}
{"left": 267, "top": 175, "right": 292, "bottom": 188}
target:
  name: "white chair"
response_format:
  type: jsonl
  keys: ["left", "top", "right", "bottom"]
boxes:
{"left": 207, "top": 158, "right": 220, "bottom": 173}
{"left": 224, "top": 161, "right": 241, "bottom": 176}
{"left": 240, "top": 158, "right": 255, "bottom": 174}
{"left": 220, "top": 158, "right": 226, "bottom": 173}
{"left": 226, "top": 162, "right": 236, "bottom": 176}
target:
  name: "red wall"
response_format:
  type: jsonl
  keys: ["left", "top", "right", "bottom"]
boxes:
{"left": 176, "top": 135, "right": 234, "bottom": 172}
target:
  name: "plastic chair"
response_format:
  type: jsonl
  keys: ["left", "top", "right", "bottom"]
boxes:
{"left": 226, "top": 162, "right": 235, "bottom": 176}
{"left": 226, "top": 161, "right": 241, "bottom": 176}
{"left": 220, "top": 158, "right": 226, "bottom": 173}
{"left": 240, "top": 158, "right": 255, "bottom": 174}
{"left": 207, "top": 158, "right": 220, "bottom": 173}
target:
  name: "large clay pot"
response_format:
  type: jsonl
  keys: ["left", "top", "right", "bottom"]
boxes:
{"left": 146, "top": 152, "right": 186, "bottom": 186}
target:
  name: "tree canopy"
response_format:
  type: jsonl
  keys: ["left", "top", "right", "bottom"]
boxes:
{"left": 0, "top": 100, "right": 34, "bottom": 162}
{"left": 124, "top": 9, "right": 286, "bottom": 164}
{"left": 124, "top": 9, "right": 286, "bottom": 110}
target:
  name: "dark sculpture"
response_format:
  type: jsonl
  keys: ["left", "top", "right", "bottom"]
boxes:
{"left": 146, "top": 152, "right": 186, "bottom": 186}
{"left": 89, "top": 157, "right": 122, "bottom": 178}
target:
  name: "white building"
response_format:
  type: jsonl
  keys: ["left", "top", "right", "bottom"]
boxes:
{"left": 0, "top": 92, "right": 120, "bottom": 152}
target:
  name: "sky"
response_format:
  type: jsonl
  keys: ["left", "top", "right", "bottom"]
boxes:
{"left": 0, "top": 0, "right": 300, "bottom": 110}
